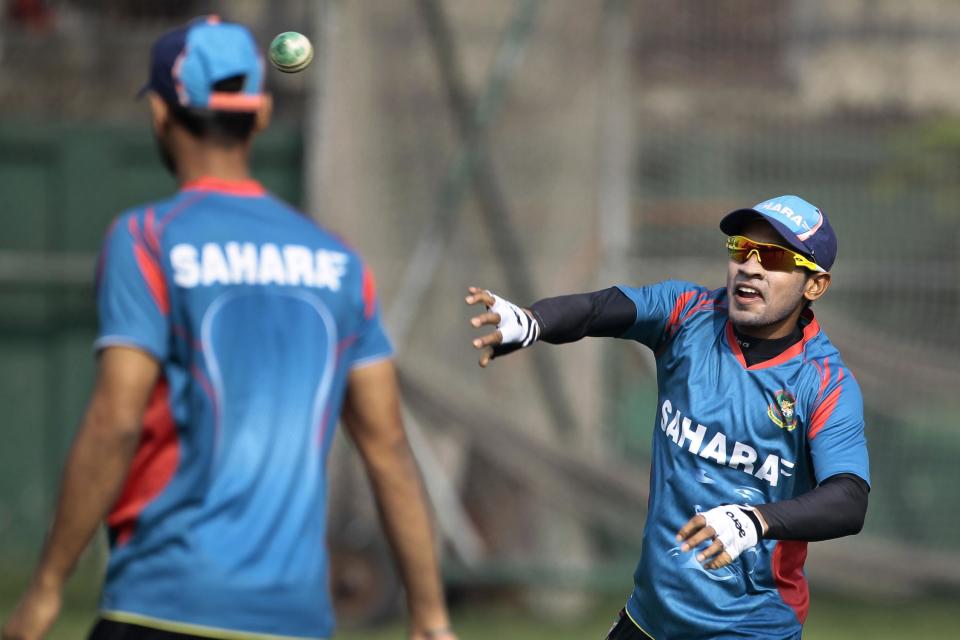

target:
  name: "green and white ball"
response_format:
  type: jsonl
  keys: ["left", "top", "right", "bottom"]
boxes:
{"left": 268, "top": 31, "right": 313, "bottom": 73}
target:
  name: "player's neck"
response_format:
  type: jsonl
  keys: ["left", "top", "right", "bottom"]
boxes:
{"left": 174, "top": 142, "right": 254, "bottom": 185}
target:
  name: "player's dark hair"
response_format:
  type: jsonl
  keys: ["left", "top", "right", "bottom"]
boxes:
{"left": 167, "top": 75, "right": 257, "bottom": 146}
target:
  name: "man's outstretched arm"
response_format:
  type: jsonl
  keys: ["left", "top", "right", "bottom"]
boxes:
{"left": 2, "top": 347, "right": 158, "bottom": 640}
{"left": 465, "top": 286, "right": 635, "bottom": 366}
{"left": 341, "top": 360, "right": 456, "bottom": 640}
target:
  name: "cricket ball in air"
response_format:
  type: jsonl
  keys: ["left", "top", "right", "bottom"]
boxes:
{"left": 268, "top": 31, "right": 314, "bottom": 73}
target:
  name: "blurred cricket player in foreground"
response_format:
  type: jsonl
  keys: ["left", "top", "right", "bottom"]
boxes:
{"left": 467, "top": 196, "right": 869, "bottom": 639}
{"left": 3, "top": 16, "right": 455, "bottom": 640}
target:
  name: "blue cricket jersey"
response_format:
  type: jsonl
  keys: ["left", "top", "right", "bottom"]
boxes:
{"left": 616, "top": 281, "right": 869, "bottom": 640}
{"left": 93, "top": 177, "right": 393, "bottom": 639}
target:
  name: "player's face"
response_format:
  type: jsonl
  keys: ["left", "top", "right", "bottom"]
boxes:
{"left": 726, "top": 220, "right": 809, "bottom": 338}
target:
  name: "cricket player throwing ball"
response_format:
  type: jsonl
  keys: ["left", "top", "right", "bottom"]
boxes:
{"left": 467, "top": 196, "right": 869, "bottom": 640}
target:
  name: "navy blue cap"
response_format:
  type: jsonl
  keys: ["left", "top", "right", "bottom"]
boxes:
{"left": 720, "top": 195, "right": 838, "bottom": 271}
{"left": 141, "top": 15, "right": 265, "bottom": 112}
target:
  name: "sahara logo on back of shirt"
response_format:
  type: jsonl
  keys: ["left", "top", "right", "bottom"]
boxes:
{"left": 659, "top": 399, "right": 795, "bottom": 487}
{"left": 170, "top": 242, "right": 349, "bottom": 291}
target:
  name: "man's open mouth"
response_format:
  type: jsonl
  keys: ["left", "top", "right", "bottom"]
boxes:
{"left": 734, "top": 284, "right": 764, "bottom": 303}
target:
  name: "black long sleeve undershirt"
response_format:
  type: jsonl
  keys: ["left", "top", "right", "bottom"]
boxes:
{"left": 756, "top": 473, "right": 869, "bottom": 541}
{"left": 529, "top": 287, "right": 635, "bottom": 343}
{"left": 519, "top": 287, "right": 868, "bottom": 543}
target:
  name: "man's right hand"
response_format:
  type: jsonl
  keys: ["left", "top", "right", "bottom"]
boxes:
{"left": 2, "top": 578, "right": 63, "bottom": 640}
{"left": 465, "top": 287, "right": 539, "bottom": 367}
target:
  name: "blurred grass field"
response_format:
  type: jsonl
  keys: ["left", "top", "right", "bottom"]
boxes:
{"left": 339, "top": 595, "right": 960, "bottom": 640}
{"left": 9, "top": 595, "right": 959, "bottom": 640}
{"left": 2, "top": 570, "right": 956, "bottom": 640}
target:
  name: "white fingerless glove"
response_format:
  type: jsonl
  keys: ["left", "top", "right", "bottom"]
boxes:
{"left": 700, "top": 504, "right": 762, "bottom": 561}
{"left": 488, "top": 291, "right": 540, "bottom": 347}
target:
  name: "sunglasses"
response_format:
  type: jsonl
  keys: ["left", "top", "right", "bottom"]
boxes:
{"left": 726, "top": 235, "right": 824, "bottom": 273}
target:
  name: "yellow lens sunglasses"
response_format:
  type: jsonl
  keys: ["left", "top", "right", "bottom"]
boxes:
{"left": 726, "top": 235, "right": 825, "bottom": 273}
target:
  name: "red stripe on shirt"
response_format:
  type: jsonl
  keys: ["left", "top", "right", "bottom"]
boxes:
{"left": 128, "top": 217, "right": 169, "bottom": 315}
{"left": 180, "top": 176, "right": 266, "bottom": 197}
{"left": 656, "top": 291, "right": 723, "bottom": 357}
{"left": 133, "top": 240, "right": 170, "bottom": 315}
{"left": 814, "top": 357, "right": 831, "bottom": 405}
{"left": 107, "top": 378, "right": 179, "bottom": 546}
{"left": 337, "top": 334, "right": 359, "bottom": 358}
{"left": 362, "top": 266, "right": 378, "bottom": 320}
{"left": 172, "top": 323, "right": 204, "bottom": 352}
{"left": 772, "top": 540, "right": 810, "bottom": 623}
{"left": 143, "top": 207, "right": 161, "bottom": 257}
{"left": 725, "top": 321, "right": 748, "bottom": 368}
{"left": 664, "top": 290, "right": 698, "bottom": 338}
{"left": 808, "top": 369, "right": 844, "bottom": 440}
{"left": 127, "top": 216, "right": 141, "bottom": 242}
{"left": 680, "top": 292, "right": 723, "bottom": 324}
{"left": 157, "top": 192, "right": 210, "bottom": 234}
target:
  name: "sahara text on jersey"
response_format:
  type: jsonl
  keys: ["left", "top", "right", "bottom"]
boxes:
{"left": 170, "top": 242, "right": 349, "bottom": 290}
{"left": 660, "top": 399, "right": 796, "bottom": 487}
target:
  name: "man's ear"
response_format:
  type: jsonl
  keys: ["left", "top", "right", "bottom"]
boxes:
{"left": 254, "top": 94, "right": 273, "bottom": 134}
{"left": 804, "top": 272, "right": 831, "bottom": 303}
{"left": 147, "top": 92, "right": 170, "bottom": 134}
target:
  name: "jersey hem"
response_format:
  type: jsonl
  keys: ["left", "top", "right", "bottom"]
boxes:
{"left": 99, "top": 610, "right": 328, "bottom": 640}
{"left": 817, "top": 467, "right": 871, "bottom": 488}
{"left": 93, "top": 336, "right": 164, "bottom": 362}
{"left": 623, "top": 608, "right": 657, "bottom": 639}
{"left": 349, "top": 352, "right": 393, "bottom": 371}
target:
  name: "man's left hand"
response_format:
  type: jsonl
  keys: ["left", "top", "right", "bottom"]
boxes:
{"left": 2, "top": 578, "right": 63, "bottom": 640}
{"left": 676, "top": 505, "right": 764, "bottom": 570}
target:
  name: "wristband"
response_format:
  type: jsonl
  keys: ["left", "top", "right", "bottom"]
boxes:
{"left": 487, "top": 291, "right": 539, "bottom": 347}
{"left": 700, "top": 504, "right": 760, "bottom": 562}
{"left": 742, "top": 506, "right": 765, "bottom": 539}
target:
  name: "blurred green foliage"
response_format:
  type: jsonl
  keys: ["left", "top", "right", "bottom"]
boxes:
{"left": 875, "top": 118, "right": 960, "bottom": 222}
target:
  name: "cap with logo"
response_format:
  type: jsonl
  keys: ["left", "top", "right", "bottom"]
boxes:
{"left": 720, "top": 195, "right": 838, "bottom": 271}
{"left": 140, "top": 15, "right": 265, "bottom": 113}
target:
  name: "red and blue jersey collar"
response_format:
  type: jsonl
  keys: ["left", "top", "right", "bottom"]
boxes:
{"left": 180, "top": 176, "right": 266, "bottom": 197}
{"left": 725, "top": 309, "right": 821, "bottom": 370}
